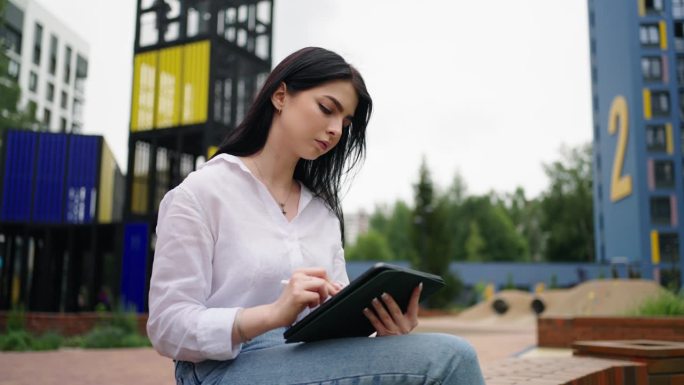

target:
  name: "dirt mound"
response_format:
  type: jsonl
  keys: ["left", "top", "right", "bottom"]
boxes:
{"left": 457, "top": 290, "right": 537, "bottom": 327}
{"left": 539, "top": 279, "right": 665, "bottom": 317}
{"left": 454, "top": 279, "right": 666, "bottom": 325}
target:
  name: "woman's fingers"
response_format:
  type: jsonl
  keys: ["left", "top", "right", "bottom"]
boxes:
{"left": 362, "top": 307, "right": 387, "bottom": 334}
{"left": 380, "top": 293, "right": 411, "bottom": 333}
{"left": 405, "top": 283, "right": 423, "bottom": 327}
{"left": 291, "top": 268, "right": 341, "bottom": 300}
{"left": 293, "top": 267, "right": 329, "bottom": 281}
{"left": 370, "top": 297, "right": 399, "bottom": 333}
{"left": 365, "top": 286, "right": 424, "bottom": 336}
{"left": 295, "top": 277, "right": 330, "bottom": 303}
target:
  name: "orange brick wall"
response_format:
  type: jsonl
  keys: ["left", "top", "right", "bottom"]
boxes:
{"left": 0, "top": 312, "right": 149, "bottom": 337}
{"left": 538, "top": 317, "right": 684, "bottom": 348}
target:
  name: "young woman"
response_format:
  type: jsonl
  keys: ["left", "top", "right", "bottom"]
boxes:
{"left": 147, "top": 47, "right": 485, "bottom": 385}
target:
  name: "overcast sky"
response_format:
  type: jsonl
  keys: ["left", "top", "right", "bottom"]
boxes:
{"left": 38, "top": 0, "right": 592, "bottom": 213}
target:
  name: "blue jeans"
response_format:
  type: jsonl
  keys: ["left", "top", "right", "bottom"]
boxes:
{"left": 174, "top": 328, "right": 485, "bottom": 385}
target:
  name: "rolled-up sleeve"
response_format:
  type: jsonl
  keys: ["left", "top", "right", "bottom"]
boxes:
{"left": 146, "top": 186, "right": 241, "bottom": 362}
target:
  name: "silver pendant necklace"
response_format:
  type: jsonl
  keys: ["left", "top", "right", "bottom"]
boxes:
{"left": 251, "top": 158, "right": 294, "bottom": 215}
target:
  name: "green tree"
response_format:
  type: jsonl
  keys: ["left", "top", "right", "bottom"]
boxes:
{"left": 442, "top": 173, "right": 469, "bottom": 262}
{"left": 410, "top": 158, "right": 462, "bottom": 308}
{"left": 368, "top": 203, "right": 389, "bottom": 235}
{"left": 540, "top": 144, "right": 594, "bottom": 262}
{"left": 465, "top": 221, "right": 486, "bottom": 261}
{"left": 496, "top": 187, "right": 546, "bottom": 261}
{"left": 345, "top": 230, "right": 394, "bottom": 261}
{"left": 0, "top": 0, "right": 37, "bottom": 137}
{"left": 455, "top": 196, "right": 527, "bottom": 262}
{"left": 369, "top": 201, "right": 416, "bottom": 261}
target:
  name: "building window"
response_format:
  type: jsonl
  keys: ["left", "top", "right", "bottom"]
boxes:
{"left": 60, "top": 117, "right": 67, "bottom": 132}
{"left": 676, "top": 0, "right": 684, "bottom": 18}
{"left": 61, "top": 91, "right": 68, "bottom": 109}
{"left": 1, "top": 25, "right": 22, "bottom": 55}
{"left": 646, "top": 0, "right": 664, "bottom": 13}
{"left": 43, "top": 108, "right": 51, "bottom": 128}
{"left": 647, "top": 125, "right": 667, "bottom": 152}
{"left": 652, "top": 90, "right": 670, "bottom": 116}
{"left": 75, "top": 55, "right": 88, "bottom": 93}
{"left": 655, "top": 160, "right": 675, "bottom": 188}
{"left": 187, "top": 1, "right": 210, "bottom": 38}
{"left": 640, "top": 24, "right": 660, "bottom": 47}
{"left": 29, "top": 72, "right": 38, "bottom": 92}
{"left": 27, "top": 101, "right": 37, "bottom": 120}
{"left": 7, "top": 59, "right": 20, "bottom": 80}
{"left": 49, "top": 34, "right": 58, "bottom": 75}
{"left": 650, "top": 197, "right": 672, "bottom": 224}
{"left": 139, "top": 11, "right": 159, "bottom": 47}
{"left": 33, "top": 22, "right": 43, "bottom": 66}
{"left": 64, "top": 45, "right": 72, "bottom": 84}
{"left": 46, "top": 82, "right": 54, "bottom": 102}
{"left": 678, "top": 57, "right": 684, "bottom": 84}
{"left": 676, "top": 22, "right": 684, "bottom": 51}
{"left": 73, "top": 98, "right": 83, "bottom": 125}
{"left": 642, "top": 57, "right": 663, "bottom": 81}
{"left": 659, "top": 233, "right": 680, "bottom": 263}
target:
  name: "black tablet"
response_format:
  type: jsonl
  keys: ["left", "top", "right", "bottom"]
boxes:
{"left": 283, "top": 263, "right": 445, "bottom": 343}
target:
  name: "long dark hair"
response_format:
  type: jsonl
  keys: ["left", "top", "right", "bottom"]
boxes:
{"left": 214, "top": 47, "right": 373, "bottom": 231}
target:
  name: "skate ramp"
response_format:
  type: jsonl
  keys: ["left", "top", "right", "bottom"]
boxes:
{"left": 453, "top": 279, "right": 667, "bottom": 327}
{"left": 456, "top": 290, "right": 537, "bottom": 327}
{"left": 539, "top": 279, "right": 665, "bottom": 317}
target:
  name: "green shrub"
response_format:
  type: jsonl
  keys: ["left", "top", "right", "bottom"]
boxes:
{"left": 630, "top": 291, "right": 684, "bottom": 316}
{"left": 62, "top": 335, "right": 84, "bottom": 348}
{"left": 32, "top": 331, "right": 62, "bottom": 351}
{"left": 0, "top": 330, "right": 33, "bottom": 351}
{"left": 425, "top": 272, "right": 463, "bottom": 309}
{"left": 0, "top": 305, "right": 151, "bottom": 350}
{"left": 82, "top": 325, "right": 128, "bottom": 348}
{"left": 6, "top": 306, "right": 26, "bottom": 332}
{"left": 121, "top": 333, "right": 152, "bottom": 348}
{"left": 108, "top": 309, "right": 139, "bottom": 335}
{"left": 81, "top": 324, "right": 151, "bottom": 349}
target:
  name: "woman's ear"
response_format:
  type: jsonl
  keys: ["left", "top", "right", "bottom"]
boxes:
{"left": 271, "top": 82, "right": 287, "bottom": 113}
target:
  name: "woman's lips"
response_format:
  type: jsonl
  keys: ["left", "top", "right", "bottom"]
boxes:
{"left": 316, "top": 140, "right": 329, "bottom": 151}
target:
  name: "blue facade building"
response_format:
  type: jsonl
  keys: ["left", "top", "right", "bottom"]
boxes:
{"left": 589, "top": 0, "right": 684, "bottom": 288}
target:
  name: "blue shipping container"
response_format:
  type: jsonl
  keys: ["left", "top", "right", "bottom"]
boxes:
{"left": 120, "top": 222, "right": 149, "bottom": 313}
{"left": 65, "top": 135, "right": 100, "bottom": 223}
{"left": 32, "top": 133, "right": 68, "bottom": 223}
{"left": 1, "top": 130, "right": 38, "bottom": 222}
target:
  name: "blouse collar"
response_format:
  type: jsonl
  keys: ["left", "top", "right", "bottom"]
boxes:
{"left": 204, "top": 153, "right": 315, "bottom": 214}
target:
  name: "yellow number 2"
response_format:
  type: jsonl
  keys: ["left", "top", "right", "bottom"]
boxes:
{"left": 608, "top": 96, "right": 633, "bottom": 202}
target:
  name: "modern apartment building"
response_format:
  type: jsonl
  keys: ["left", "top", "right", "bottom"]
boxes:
{"left": 589, "top": 0, "right": 684, "bottom": 287}
{"left": 1, "top": 0, "right": 89, "bottom": 132}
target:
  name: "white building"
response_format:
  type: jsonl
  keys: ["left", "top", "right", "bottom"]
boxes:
{"left": 344, "top": 209, "right": 370, "bottom": 246}
{"left": 2, "top": 0, "right": 89, "bottom": 132}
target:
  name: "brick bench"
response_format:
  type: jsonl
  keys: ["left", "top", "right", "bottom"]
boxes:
{"left": 483, "top": 356, "right": 647, "bottom": 385}
{"left": 483, "top": 339, "right": 684, "bottom": 385}
{"left": 573, "top": 340, "right": 684, "bottom": 385}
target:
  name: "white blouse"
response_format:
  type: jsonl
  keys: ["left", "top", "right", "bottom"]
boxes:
{"left": 146, "top": 154, "right": 349, "bottom": 362}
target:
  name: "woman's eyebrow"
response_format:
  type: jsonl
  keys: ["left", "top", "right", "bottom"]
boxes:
{"left": 323, "top": 95, "right": 354, "bottom": 119}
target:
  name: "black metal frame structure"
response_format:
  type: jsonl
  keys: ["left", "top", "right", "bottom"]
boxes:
{"left": 123, "top": 0, "right": 274, "bottom": 310}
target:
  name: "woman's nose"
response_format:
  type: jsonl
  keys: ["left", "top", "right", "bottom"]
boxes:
{"left": 327, "top": 119, "right": 343, "bottom": 137}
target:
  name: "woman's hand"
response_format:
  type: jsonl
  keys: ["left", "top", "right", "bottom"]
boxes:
{"left": 363, "top": 283, "right": 423, "bottom": 336}
{"left": 270, "top": 267, "right": 342, "bottom": 327}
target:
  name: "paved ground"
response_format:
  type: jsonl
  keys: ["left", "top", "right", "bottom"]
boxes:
{"left": 0, "top": 317, "right": 536, "bottom": 385}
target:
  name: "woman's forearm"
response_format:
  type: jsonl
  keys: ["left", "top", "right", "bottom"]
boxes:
{"left": 232, "top": 303, "right": 284, "bottom": 344}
